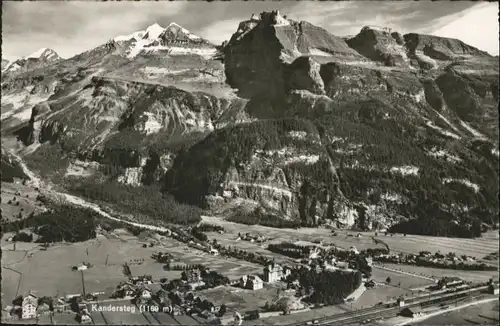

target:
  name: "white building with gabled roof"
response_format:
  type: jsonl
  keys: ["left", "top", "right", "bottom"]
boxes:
{"left": 22, "top": 292, "right": 38, "bottom": 319}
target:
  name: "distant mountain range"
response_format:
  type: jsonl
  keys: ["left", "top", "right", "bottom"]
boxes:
{"left": 2, "top": 48, "right": 62, "bottom": 74}
{"left": 1, "top": 12, "right": 498, "bottom": 236}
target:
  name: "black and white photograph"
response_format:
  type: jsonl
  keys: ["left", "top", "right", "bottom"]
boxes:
{"left": 1, "top": 1, "right": 499, "bottom": 325}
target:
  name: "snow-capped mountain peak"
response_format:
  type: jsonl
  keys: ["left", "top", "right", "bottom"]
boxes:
{"left": 163, "top": 22, "right": 201, "bottom": 40}
{"left": 25, "top": 48, "right": 60, "bottom": 61}
{"left": 112, "top": 22, "right": 214, "bottom": 59}
{"left": 2, "top": 48, "right": 60, "bottom": 73}
{"left": 144, "top": 23, "right": 165, "bottom": 40}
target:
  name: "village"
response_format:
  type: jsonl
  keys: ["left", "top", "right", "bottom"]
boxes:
{"left": 2, "top": 220, "right": 499, "bottom": 325}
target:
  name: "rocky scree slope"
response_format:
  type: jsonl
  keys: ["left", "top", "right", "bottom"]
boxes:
{"left": 1, "top": 14, "right": 499, "bottom": 233}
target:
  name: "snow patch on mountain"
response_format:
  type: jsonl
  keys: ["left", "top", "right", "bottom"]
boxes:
{"left": 128, "top": 43, "right": 216, "bottom": 59}
{"left": 144, "top": 23, "right": 165, "bottom": 40}
{"left": 26, "top": 48, "right": 58, "bottom": 60}
{"left": 284, "top": 154, "right": 320, "bottom": 165}
{"left": 459, "top": 120, "right": 486, "bottom": 139}
{"left": 425, "top": 121, "right": 461, "bottom": 139}
{"left": 114, "top": 31, "right": 145, "bottom": 42}
{"left": 2, "top": 61, "right": 22, "bottom": 73}
{"left": 381, "top": 192, "right": 403, "bottom": 203}
{"left": 390, "top": 166, "right": 419, "bottom": 176}
{"left": 142, "top": 67, "right": 191, "bottom": 76}
{"left": 288, "top": 131, "right": 307, "bottom": 140}
{"left": 115, "top": 22, "right": 211, "bottom": 58}
{"left": 308, "top": 48, "right": 333, "bottom": 57}
{"left": 426, "top": 148, "right": 462, "bottom": 163}
{"left": 227, "top": 181, "right": 293, "bottom": 199}
{"left": 141, "top": 112, "right": 163, "bottom": 135}
{"left": 442, "top": 178, "right": 480, "bottom": 193}
{"left": 166, "top": 22, "right": 201, "bottom": 40}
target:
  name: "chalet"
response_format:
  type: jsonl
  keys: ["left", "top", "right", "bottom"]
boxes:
{"left": 155, "top": 289, "right": 172, "bottom": 306}
{"left": 22, "top": 292, "right": 38, "bottom": 319}
{"left": 65, "top": 294, "right": 82, "bottom": 301}
{"left": 79, "top": 313, "right": 92, "bottom": 324}
{"left": 240, "top": 275, "right": 264, "bottom": 290}
{"left": 396, "top": 297, "right": 405, "bottom": 307}
{"left": 489, "top": 283, "right": 499, "bottom": 295}
{"left": 138, "top": 286, "right": 152, "bottom": 299}
{"left": 185, "top": 269, "right": 202, "bottom": 283}
{"left": 365, "top": 280, "right": 376, "bottom": 288}
{"left": 209, "top": 247, "right": 219, "bottom": 256}
{"left": 263, "top": 262, "right": 283, "bottom": 283}
{"left": 438, "top": 276, "right": 464, "bottom": 289}
{"left": 349, "top": 246, "right": 360, "bottom": 255}
{"left": 309, "top": 247, "right": 320, "bottom": 259}
{"left": 399, "top": 307, "right": 423, "bottom": 318}
{"left": 77, "top": 264, "right": 88, "bottom": 271}
{"left": 132, "top": 275, "right": 153, "bottom": 285}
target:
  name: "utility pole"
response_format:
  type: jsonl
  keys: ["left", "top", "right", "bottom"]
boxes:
{"left": 81, "top": 271, "right": 86, "bottom": 297}
{"left": 105, "top": 254, "right": 109, "bottom": 266}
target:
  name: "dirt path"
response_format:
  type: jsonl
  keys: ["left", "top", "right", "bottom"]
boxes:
{"left": 6, "top": 149, "right": 172, "bottom": 234}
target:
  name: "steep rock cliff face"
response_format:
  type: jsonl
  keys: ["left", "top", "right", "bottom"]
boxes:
{"left": 164, "top": 15, "right": 499, "bottom": 230}
{"left": 223, "top": 11, "right": 361, "bottom": 100}
{"left": 11, "top": 75, "right": 248, "bottom": 186}
{"left": 163, "top": 118, "right": 359, "bottom": 226}
{"left": 346, "top": 26, "right": 409, "bottom": 67}
{"left": 286, "top": 56, "right": 325, "bottom": 95}
{"left": 404, "top": 33, "right": 489, "bottom": 61}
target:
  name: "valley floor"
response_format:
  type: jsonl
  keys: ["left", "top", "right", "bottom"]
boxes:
{"left": 201, "top": 216, "right": 500, "bottom": 263}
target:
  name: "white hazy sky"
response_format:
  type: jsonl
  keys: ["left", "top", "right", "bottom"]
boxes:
{"left": 2, "top": 1, "right": 499, "bottom": 61}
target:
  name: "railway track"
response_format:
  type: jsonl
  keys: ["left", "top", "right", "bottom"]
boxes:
{"left": 287, "top": 285, "right": 489, "bottom": 326}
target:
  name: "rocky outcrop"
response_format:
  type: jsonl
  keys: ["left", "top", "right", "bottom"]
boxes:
{"left": 1, "top": 59, "right": 9, "bottom": 71}
{"left": 286, "top": 56, "right": 325, "bottom": 95}
{"left": 163, "top": 118, "right": 360, "bottom": 225}
{"left": 404, "top": 33, "right": 489, "bottom": 60}
{"left": 223, "top": 12, "right": 361, "bottom": 99}
{"left": 346, "top": 26, "right": 409, "bottom": 67}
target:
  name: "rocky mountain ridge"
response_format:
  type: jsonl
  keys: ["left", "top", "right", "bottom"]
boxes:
{"left": 1, "top": 11, "right": 498, "bottom": 233}
{"left": 112, "top": 22, "right": 215, "bottom": 59}
{"left": 2, "top": 48, "right": 61, "bottom": 75}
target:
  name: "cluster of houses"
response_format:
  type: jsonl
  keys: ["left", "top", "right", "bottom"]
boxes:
{"left": 295, "top": 245, "right": 369, "bottom": 273}
{"left": 71, "top": 262, "right": 92, "bottom": 271}
{"left": 111, "top": 275, "right": 155, "bottom": 299}
{"left": 236, "top": 232, "right": 268, "bottom": 244}
{"left": 237, "top": 262, "right": 292, "bottom": 291}
{"left": 3, "top": 290, "right": 107, "bottom": 322}
{"left": 151, "top": 251, "right": 174, "bottom": 263}
{"left": 373, "top": 250, "right": 483, "bottom": 268}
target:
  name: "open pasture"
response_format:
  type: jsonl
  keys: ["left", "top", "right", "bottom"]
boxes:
{"left": 100, "top": 310, "right": 149, "bottom": 325}
{"left": 414, "top": 299, "right": 499, "bottom": 325}
{"left": 198, "top": 284, "right": 285, "bottom": 312}
{"left": 201, "top": 216, "right": 499, "bottom": 259}
{"left": 0, "top": 182, "right": 46, "bottom": 222}
{"left": 352, "top": 286, "right": 407, "bottom": 310}
{"left": 378, "top": 263, "right": 499, "bottom": 283}
{"left": 371, "top": 266, "right": 436, "bottom": 290}
{"left": 207, "top": 232, "right": 298, "bottom": 266}
{"left": 1, "top": 227, "right": 265, "bottom": 308}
